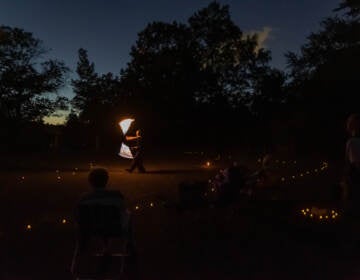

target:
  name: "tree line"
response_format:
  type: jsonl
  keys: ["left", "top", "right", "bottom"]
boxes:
{"left": 0, "top": 0, "right": 359, "bottom": 156}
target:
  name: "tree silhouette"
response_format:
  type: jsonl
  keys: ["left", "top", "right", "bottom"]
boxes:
{"left": 119, "top": 2, "right": 273, "bottom": 146}
{"left": 286, "top": 0, "right": 360, "bottom": 154}
{"left": 0, "top": 26, "right": 68, "bottom": 123}
{"left": 72, "top": 48, "right": 123, "bottom": 150}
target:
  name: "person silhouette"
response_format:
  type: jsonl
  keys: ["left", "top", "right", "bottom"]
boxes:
{"left": 343, "top": 114, "right": 360, "bottom": 207}
{"left": 125, "top": 129, "right": 146, "bottom": 173}
{"left": 73, "top": 168, "right": 137, "bottom": 276}
{"left": 76, "top": 168, "right": 136, "bottom": 252}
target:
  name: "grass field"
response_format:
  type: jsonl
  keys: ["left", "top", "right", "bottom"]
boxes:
{"left": 1, "top": 154, "right": 359, "bottom": 279}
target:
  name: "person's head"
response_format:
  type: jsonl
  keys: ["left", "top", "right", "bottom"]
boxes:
{"left": 88, "top": 168, "right": 109, "bottom": 189}
{"left": 346, "top": 114, "right": 360, "bottom": 137}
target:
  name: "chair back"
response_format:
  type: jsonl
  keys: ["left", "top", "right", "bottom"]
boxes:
{"left": 77, "top": 204, "right": 124, "bottom": 238}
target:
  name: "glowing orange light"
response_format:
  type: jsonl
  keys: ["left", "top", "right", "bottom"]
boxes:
{"left": 206, "top": 161, "right": 211, "bottom": 167}
{"left": 62, "top": 219, "right": 67, "bottom": 224}
{"left": 57, "top": 176, "right": 61, "bottom": 180}
{"left": 26, "top": 224, "right": 32, "bottom": 230}
{"left": 21, "top": 176, "right": 25, "bottom": 180}
{"left": 150, "top": 202, "right": 154, "bottom": 207}
{"left": 135, "top": 205, "right": 139, "bottom": 210}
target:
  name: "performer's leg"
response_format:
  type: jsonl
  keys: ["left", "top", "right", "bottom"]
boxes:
{"left": 128, "top": 158, "right": 137, "bottom": 172}
{"left": 136, "top": 152, "right": 146, "bottom": 173}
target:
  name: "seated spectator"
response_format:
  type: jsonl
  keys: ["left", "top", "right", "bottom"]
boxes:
{"left": 215, "top": 163, "right": 246, "bottom": 206}
{"left": 253, "top": 154, "right": 279, "bottom": 188}
{"left": 76, "top": 167, "right": 135, "bottom": 255}
{"left": 343, "top": 114, "right": 360, "bottom": 209}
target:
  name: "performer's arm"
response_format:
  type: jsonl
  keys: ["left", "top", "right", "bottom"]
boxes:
{"left": 126, "top": 135, "right": 140, "bottom": 141}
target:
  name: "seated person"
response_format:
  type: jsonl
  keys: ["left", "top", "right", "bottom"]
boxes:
{"left": 214, "top": 163, "right": 246, "bottom": 206}
{"left": 247, "top": 154, "right": 279, "bottom": 190}
{"left": 343, "top": 114, "right": 360, "bottom": 207}
{"left": 76, "top": 168, "right": 135, "bottom": 254}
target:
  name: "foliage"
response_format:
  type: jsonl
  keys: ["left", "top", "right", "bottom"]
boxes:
{"left": 121, "top": 2, "right": 272, "bottom": 114}
{"left": 0, "top": 26, "right": 69, "bottom": 123}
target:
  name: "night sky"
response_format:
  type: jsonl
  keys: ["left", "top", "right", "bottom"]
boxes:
{"left": 1, "top": 0, "right": 339, "bottom": 123}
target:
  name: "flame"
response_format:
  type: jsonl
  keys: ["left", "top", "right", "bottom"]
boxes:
{"left": 119, "top": 143, "right": 134, "bottom": 159}
{"left": 119, "top": 119, "right": 134, "bottom": 134}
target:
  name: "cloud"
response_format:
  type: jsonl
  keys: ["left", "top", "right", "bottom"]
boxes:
{"left": 246, "top": 26, "right": 273, "bottom": 52}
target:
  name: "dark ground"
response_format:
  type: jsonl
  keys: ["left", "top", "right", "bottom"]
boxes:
{"left": 1, "top": 153, "right": 360, "bottom": 279}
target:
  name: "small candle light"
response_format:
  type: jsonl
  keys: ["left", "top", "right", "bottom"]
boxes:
{"left": 57, "top": 176, "right": 61, "bottom": 180}
{"left": 62, "top": 219, "right": 67, "bottom": 224}
{"left": 26, "top": 224, "right": 32, "bottom": 231}
{"left": 150, "top": 202, "right": 154, "bottom": 207}
{"left": 135, "top": 205, "right": 139, "bottom": 210}
{"left": 281, "top": 177, "right": 285, "bottom": 182}
{"left": 206, "top": 161, "right": 211, "bottom": 167}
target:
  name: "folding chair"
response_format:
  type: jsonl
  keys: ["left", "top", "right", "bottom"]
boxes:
{"left": 71, "top": 204, "right": 131, "bottom": 279}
